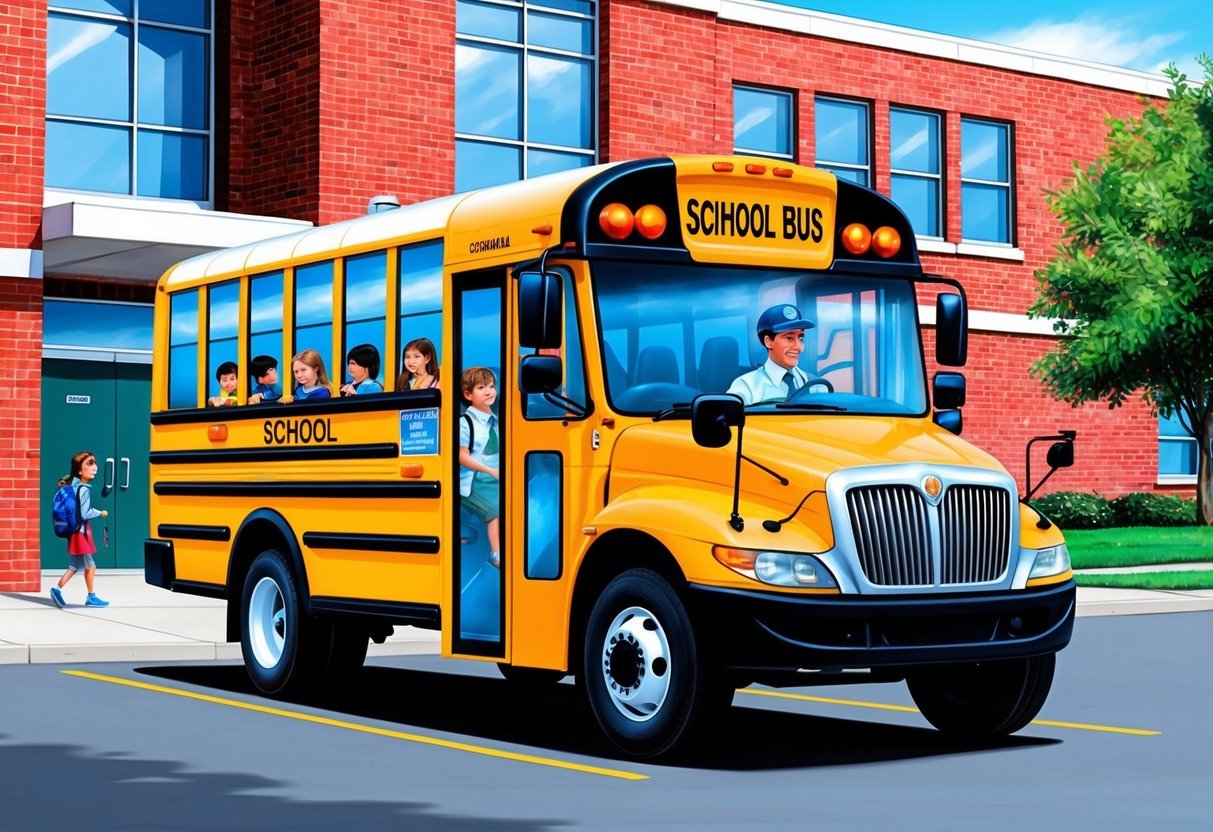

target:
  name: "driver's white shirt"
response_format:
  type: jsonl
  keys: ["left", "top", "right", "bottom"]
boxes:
{"left": 726, "top": 359, "right": 808, "bottom": 405}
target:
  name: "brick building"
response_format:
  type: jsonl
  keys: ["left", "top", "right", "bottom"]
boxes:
{"left": 0, "top": 0, "right": 1193, "bottom": 591}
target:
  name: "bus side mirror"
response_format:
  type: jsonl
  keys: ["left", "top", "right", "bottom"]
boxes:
{"left": 519, "top": 354, "right": 562, "bottom": 394}
{"left": 518, "top": 271, "right": 562, "bottom": 349}
{"left": 932, "top": 371, "right": 966, "bottom": 410}
{"left": 691, "top": 394, "right": 745, "bottom": 448}
{"left": 1047, "top": 440, "right": 1074, "bottom": 469}
{"left": 936, "top": 293, "right": 967, "bottom": 367}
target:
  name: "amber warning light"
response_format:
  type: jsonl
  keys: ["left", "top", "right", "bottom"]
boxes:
{"left": 841, "top": 222, "right": 900, "bottom": 258}
{"left": 599, "top": 203, "right": 667, "bottom": 241}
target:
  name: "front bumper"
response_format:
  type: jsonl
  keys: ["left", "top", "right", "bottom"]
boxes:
{"left": 688, "top": 580, "right": 1075, "bottom": 671}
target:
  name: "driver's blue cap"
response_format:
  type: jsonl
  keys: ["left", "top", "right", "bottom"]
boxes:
{"left": 757, "top": 304, "right": 814, "bottom": 337}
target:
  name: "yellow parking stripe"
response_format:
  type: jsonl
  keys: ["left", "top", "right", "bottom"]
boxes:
{"left": 64, "top": 670, "right": 648, "bottom": 780}
{"left": 738, "top": 687, "right": 1161, "bottom": 736}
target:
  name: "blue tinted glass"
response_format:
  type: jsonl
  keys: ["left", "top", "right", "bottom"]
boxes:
{"left": 531, "top": 0, "right": 593, "bottom": 13}
{"left": 891, "top": 173, "right": 939, "bottom": 237}
{"left": 43, "top": 300, "right": 152, "bottom": 350}
{"left": 456, "top": 44, "right": 520, "bottom": 140}
{"left": 249, "top": 272, "right": 284, "bottom": 335}
{"left": 208, "top": 340, "right": 238, "bottom": 397}
{"left": 345, "top": 251, "right": 387, "bottom": 322}
{"left": 138, "top": 28, "right": 208, "bottom": 129}
{"left": 249, "top": 332, "right": 282, "bottom": 385}
{"left": 295, "top": 261, "right": 334, "bottom": 326}
{"left": 293, "top": 323, "right": 333, "bottom": 387}
{"left": 344, "top": 321, "right": 385, "bottom": 387}
{"left": 460, "top": 287, "right": 501, "bottom": 372}
{"left": 525, "top": 453, "right": 562, "bottom": 579}
{"left": 528, "top": 11, "right": 593, "bottom": 53}
{"left": 47, "top": 14, "right": 131, "bottom": 120}
{"left": 815, "top": 98, "right": 868, "bottom": 166}
{"left": 169, "top": 344, "right": 197, "bottom": 408}
{"left": 47, "top": 121, "right": 131, "bottom": 193}
{"left": 141, "top": 0, "right": 208, "bottom": 28}
{"left": 455, "top": 140, "right": 521, "bottom": 192}
{"left": 528, "top": 148, "right": 591, "bottom": 178}
{"left": 822, "top": 164, "right": 868, "bottom": 187}
{"left": 961, "top": 119, "right": 1009, "bottom": 182}
{"left": 1159, "top": 411, "right": 1194, "bottom": 437}
{"left": 399, "top": 241, "right": 444, "bottom": 313}
{"left": 961, "top": 183, "right": 1010, "bottom": 243}
{"left": 890, "top": 109, "right": 938, "bottom": 174}
{"left": 137, "top": 131, "right": 207, "bottom": 200}
{"left": 208, "top": 280, "right": 240, "bottom": 340}
{"left": 170, "top": 290, "right": 198, "bottom": 344}
{"left": 456, "top": 0, "right": 520, "bottom": 40}
{"left": 527, "top": 54, "right": 591, "bottom": 147}
{"left": 734, "top": 87, "right": 792, "bottom": 156}
{"left": 1158, "top": 439, "right": 1197, "bottom": 475}
{"left": 398, "top": 312, "right": 443, "bottom": 384}
{"left": 51, "top": 0, "right": 132, "bottom": 14}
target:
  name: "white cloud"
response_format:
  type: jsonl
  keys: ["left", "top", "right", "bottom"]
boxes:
{"left": 981, "top": 16, "right": 1184, "bottom": 70}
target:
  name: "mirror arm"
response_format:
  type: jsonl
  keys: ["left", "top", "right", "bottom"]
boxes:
{"left": 729, "top": 425, "right": 746, "bottom": 532}
{"left": 1023, "top": 429, "right": 1077, "bottom": 502}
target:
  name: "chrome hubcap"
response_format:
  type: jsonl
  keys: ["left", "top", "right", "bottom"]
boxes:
{"left": 600, "top": 605, "right": 671, "bottom": 722}
{"left": 249, "top": 576, "right": 286, "bottom": 669}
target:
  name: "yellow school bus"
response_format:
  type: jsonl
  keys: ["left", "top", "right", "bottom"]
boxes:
{"left": 145, "top": 156, "right": 1076, "bottom": 758}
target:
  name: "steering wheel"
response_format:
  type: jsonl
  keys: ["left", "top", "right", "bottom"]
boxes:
{"left": 787, "top": 377, "right": 834, "bottom": 402}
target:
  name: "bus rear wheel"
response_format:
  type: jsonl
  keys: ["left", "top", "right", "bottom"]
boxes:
{"left": 581, "top": 568, "right": 727, "bottom": 758}
{"left": 240, "top": 549, "right": 329, "bottom": 695}
{"left": 907, "top": 653, "right": 1056, "bottom": 738}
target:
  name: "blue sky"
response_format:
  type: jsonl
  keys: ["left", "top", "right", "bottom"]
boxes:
{"left": 771, "top": 0, "right": 1210, "bottom": 77}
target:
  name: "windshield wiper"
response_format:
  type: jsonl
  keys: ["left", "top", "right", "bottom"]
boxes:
{"left": 774, "top": 402, "right": 848, "bottom": 412}
{"left": 652, "top": 403, "right": 693, "bottom": 421}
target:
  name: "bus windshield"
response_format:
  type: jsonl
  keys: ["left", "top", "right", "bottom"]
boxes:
{"left": 592, "top": 260, "right": 928, "bottom": 416}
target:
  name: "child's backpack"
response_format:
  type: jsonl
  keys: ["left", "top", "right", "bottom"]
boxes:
{"left": 51, "top": 484, "right": 84, "bottom": 539}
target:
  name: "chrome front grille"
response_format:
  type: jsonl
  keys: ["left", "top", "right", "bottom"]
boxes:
{"left": 940, "top": 485, "right": 1011, "bottom": 584}
{"left": 845, "top": 482, "right": 1012, "bottom": 587}
{"left": 846, "top": 485, "right": 933, "bottom": 586}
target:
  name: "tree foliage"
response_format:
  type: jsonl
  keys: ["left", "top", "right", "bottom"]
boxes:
{"left": 1031, "top": 57, "right": 1213, "bottom": 523}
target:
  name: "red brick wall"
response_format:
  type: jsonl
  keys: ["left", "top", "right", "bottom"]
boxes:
{"left": 0, "top": 0, "right": 46, "bottom": 252}
{"left": 224, "top": 0, "right": 455, "bottom": 224}
{"left": 0, "top": 279, "right": 43, "bottom": 591}
{"left": 604, "top": 0, "right": 1170, "bottom": 498}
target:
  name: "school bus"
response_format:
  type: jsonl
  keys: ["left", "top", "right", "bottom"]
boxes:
{"left": 145, "top": 155, "right": 1076, "bottom": 758}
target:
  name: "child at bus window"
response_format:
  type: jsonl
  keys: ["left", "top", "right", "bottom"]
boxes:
{"left": 290, "top": 349, "right": 333, "bottom": 400}
{"left": 340, "top": 343, "right": 384, "bottom": 396}
{"left": 207, "top": 361, "right": 239, "bottom": 407}
{"left": 395, "top": 337, "right": 440, "bottom": 391}
{"left": 248, "top": 355, "right": 281, "bottom": 404}
{"left": 459, "top": 366, "right": 500, "bottom": 569}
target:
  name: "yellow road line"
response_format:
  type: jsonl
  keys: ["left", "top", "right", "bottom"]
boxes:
{"left": 64, "top": 670, "right": 647, "bottom": 780}
{"left": 738, "top": 687, "right": 1161, "bottom": 736}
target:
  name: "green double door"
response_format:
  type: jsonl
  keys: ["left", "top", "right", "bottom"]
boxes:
{"left": 40, "top": 359, "right": 151, "bottom": 569}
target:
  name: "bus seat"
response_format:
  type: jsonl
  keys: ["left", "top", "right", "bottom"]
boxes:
{"left": 633, "top": 345, "right": 679, "bottom": 385}
{"left": 697, "top": 336, "right": 741, "bottom": 393}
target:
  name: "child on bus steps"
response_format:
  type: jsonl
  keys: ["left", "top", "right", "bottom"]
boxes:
{"left": 459, "top": 367, "right": 500, "bottom": 569}
{"left": 49, "top": 451, "right": 109, "bottom": 608}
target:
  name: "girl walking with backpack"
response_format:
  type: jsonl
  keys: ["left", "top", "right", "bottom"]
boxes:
{"left": 49, "top": 451, "right": 109, "bottom": 608}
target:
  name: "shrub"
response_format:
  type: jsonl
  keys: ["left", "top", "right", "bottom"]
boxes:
{"left": 1031, "top": 491, "right": 1116, "bottom": 530}
{"left": 1110, "top": 492, "right": 1198, "bottom": 527}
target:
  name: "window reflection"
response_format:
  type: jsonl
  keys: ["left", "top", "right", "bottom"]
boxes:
{"left": 138, "top": 27, "right": 208, "bottom": 130}
{"left": 815, "top": 97, "right": 869, "bottom": 187}
{"left": 527, "top": 55, "right": 591, "bottom": 147}
{"left": 734, "top": 85, "right": 793, "bottom": 159}
{"left": 47, "top": 14, "right": 131, "bottom": 121}
{"left": 890, "top": 108, "right": 941, "bottom": 238}
{"left": 43, "top": 300, "right": 152, "bottom": 351}
{"left": 46, "top": 122, "right": 130, "bottom": 193}
{"left": 138, "top": 131, "right": 207, "bottom": 200}
{"left": 456, "top": 45, "right": 521, "bottom": 140}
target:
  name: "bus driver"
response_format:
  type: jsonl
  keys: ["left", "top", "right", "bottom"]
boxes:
{"left": 727, "top": 303, "right": 814, "bottom": 405}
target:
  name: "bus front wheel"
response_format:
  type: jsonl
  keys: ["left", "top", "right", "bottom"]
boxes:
{"left": 240, "top": 549, "right": 328, "bottom": 695}
{"left": 581, "top": 568, "right": 728, "bottom": 758}
{"left": 907, "top": 653, "right": 1056, "bottom": 737}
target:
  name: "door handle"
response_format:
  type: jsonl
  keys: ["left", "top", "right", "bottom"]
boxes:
{"left": 102, "top": 457, "right": 115, "bottom": 497}
{"left": 120, "top": 457, "right": 131, "bottom": 490}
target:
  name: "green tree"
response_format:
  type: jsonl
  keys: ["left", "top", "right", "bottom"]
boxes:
{"left": 1031, "top": 57, "right": 1213, "bottom": 524}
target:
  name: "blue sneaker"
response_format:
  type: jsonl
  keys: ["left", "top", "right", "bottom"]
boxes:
{"left": 49, "top": 586, "right": 65, "bottom": 608}
{"left": 85, "top": 593, "right": 109, "bottom": 608}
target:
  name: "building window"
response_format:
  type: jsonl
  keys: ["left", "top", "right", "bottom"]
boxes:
{"left": 45, "top": 1, "right": 213, "bottom": 202}
{"left": 455, "top": 0, "right": 596, "bottom": 193}
{"left": 733, "top": 85, "right": 794, "bottom": 160}
{"left": 890, "top": 108, "right": 941, "bottom": 238}
{"left": 1159, "top": 412, "right": 1203, "bottom": 477}
{"left": 815, "top": 97, "right": 870, "bottom": 186}
{"left": 961, "top": 117, "right": 1013, "bottom": 244}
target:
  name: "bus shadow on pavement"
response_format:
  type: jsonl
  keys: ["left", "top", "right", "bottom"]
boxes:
{"left": 138, "top": 663, "right": 1058, "bottom": 770}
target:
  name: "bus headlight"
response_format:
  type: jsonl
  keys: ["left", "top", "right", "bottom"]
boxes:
{"left": 713, "top": 546, "right": 839, "bottom": 589}
{"left": 1028, "top": 544, "right": 1071, "bottom": 579}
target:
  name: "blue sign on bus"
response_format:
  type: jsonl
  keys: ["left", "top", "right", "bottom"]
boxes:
{"left": 400, "top": 407, "right": 439, "bottom": 455}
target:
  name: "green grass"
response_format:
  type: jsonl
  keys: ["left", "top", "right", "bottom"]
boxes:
{"left": 1074, "top": 571, "right": 1213, "bottom": 590}
{"left": 1063, "top": 526, "right": 1213, "bottom": 569}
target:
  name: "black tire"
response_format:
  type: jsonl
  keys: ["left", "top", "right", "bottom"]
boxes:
{"left": 239, "top": 549, "right": 329, "bottom": 695}
{"left": 581, "top": 568, "right": 729, "bottom": 758}
{"left": 496, "top": 663, "right": 566, "bottom": 686}
{"left": 907, "top": 653, "right": 1056, "bottom": 738}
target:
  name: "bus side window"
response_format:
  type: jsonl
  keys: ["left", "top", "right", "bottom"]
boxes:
{"left": 207, "top": 280, "right": 241, "bottom": 405}
{"left": 343, "top": 250, "right": 387, "bottom": 395}
{"left": 248, "top": 271, "right": 284, "bottom": 403}
{"left": 168, "top": 288, "right": 200, "bottom": 409}
{"left": 397, "top": 241, "right": 444, "bottom": 390}
{"left": 294, "top": 260, "right": 335, "bottom": 394}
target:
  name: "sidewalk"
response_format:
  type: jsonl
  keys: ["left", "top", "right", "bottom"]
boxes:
{"left": 1, "top": 570, "right": 1212, "bottom": 665}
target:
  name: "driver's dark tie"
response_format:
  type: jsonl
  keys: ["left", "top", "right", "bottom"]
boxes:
{"left": 783, "top": 370, "right": 800, "bottom": 398}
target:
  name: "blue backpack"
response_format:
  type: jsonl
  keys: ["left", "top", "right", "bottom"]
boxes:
{"left": 51, "top": 484, "right": 84, "bottom": 539}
